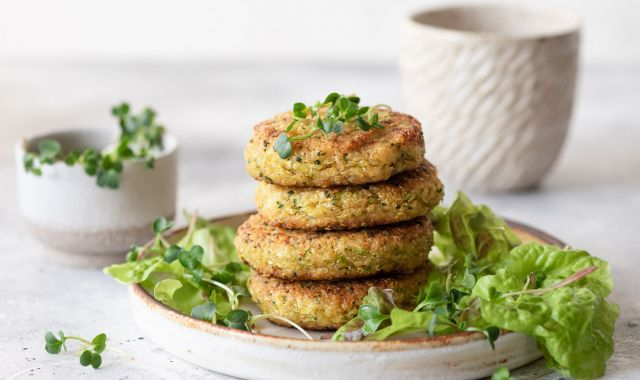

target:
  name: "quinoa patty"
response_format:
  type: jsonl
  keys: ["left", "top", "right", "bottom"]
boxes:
{"left": 256, "top": 160, "right": 444, "bottom": 230}
{"left": 235, "top": 214, "right": 433, "bottom": 280}
{"left": 247, "top": 270, "right": 427, "bottom": 330}
{"left": 244, "top": 110, "right": 425, "bottom": 187}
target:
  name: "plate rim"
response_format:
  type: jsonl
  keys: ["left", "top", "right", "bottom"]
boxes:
{"left": 129, "top": 211, "right": 565, "bottom": 352}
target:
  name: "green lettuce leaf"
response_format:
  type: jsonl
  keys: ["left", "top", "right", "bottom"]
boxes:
{"left": 496, "top": 242, "right": 613, "bottom": 297}
{"left": 103, "top": 256, "right": 166, "bottom": 284}
{"left": 474, "top": 243, "right": 619, "bottom": 379}
{"left": 367, "top": 308, "right": 436, "bottom": 341}
{"left": 153, "top": 278, "right": 206, "bottom": 315}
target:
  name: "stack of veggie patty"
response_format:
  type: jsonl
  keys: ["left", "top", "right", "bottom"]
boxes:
{"left": 237, "top": 109, "right": 444, "bottom": 330}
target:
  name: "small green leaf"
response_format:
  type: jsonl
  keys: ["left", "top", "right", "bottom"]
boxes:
{"left": 485, "top": 326, "right": 500, "bottom": 349}
{"left": 344, "top": 102, "right": 359, "bottom": 119}
{"left": 337, "top": 96, "right": 349, "bottom": 111}
{"left": 64, "top": 150, "right": 80, "bottom": 165}
{"left": 152, "top": 217, "right": 174, "bottom": 235}
{"left": 273, "top": 132, "right": 292, "bottom": 159}
{"left": 179, "top": 245, "right": 204, "bottom": 271}
{"left": 491, "top": 366, "right": 515, "bottom": 380}
{"left": 139, "top": 108, "right": 156, "bottom": 126}
{"left": 292, "top": 102, "right": 307, "bottom": 118}
{"left": 126, "top": 246, "right": 139, "bottom": 262}
{"left": 90, "top": 352, "right": 102, "bottom": 369}
{"left": 44, "top": 331, "right": 63, "bottom": 354}
{"left": 164, "top": 245, "right": 182, "bottom": 263}
{"left": 44, "top": 331, "right": 59, "bottom": 345}
{"left": 37, "top": 139, "right": 62, "bottom": 162}
{"left": 323, "top": 93, "right": 340, "bottom": 105}
{"left": 91, "top": 333, "right": 107, "bottom": 347}
{"left": 96, "top": 169, "right": 120, "bottom": 189}
{"left": 358, "top": 305, "right": 390, "bottom": 335}
{"left": 191, "top": 302, "right": 217, "bottom": 322}
{"left": 223, "top": 309, "right": 251, "bottom": 330}
{"left": 355, "top": 116, "right": 371, "bottom": 131}
{"left": 80, "top": 350, "right": 92, "bottom": 366}
{"left": 315, "top": 117, "right": 325, "bottom": 133}
{"left": 462, "top": 271, "right": 476, "bottom": 289}
{"left": 111, "top": 102, "right": 130, "bottom": 117}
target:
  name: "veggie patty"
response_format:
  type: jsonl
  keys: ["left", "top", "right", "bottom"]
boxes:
{"left": 235, "top": 213, "right": 433, "bottom": 280}
{"left": 244, "top": 110, "right": 425, "bottom": 187}
{"left": 256, "top": 160, "right": 444, "bottom": 230}
{"left": 248, "top": 270, "right": 427, "bottom": 330}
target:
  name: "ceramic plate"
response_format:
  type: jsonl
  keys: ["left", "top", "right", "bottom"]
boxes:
{"left": 128, "top": 212, "right": 563, "bottom": 380}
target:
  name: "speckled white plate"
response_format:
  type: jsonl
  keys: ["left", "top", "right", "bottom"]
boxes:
{"left": 128, "top": 212, "right": 563, "bottom": 380}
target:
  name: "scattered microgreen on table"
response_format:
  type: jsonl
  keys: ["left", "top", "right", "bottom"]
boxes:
{"left": 44, "top": 331, "right": 128, "bottom": 369}
{"left": 23, "top": 102, "right": 166, "bottom": 189}
{"left": 274, "top": 93, "right": 388, "bottom": 159}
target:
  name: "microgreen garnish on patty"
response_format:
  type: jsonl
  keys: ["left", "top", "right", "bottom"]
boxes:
{"left": 274, "top": 93, "right": 386, "bottom": 159}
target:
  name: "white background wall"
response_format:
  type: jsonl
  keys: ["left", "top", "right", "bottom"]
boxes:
{"left": 1, "top": 0, "right": 639, "bottom": 65}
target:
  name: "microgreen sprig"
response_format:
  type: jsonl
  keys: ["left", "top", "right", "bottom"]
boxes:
{"left": 23, "top": 102, "right": 166, "bottom": 189}
{"left": 44, "top": 331, "right": 128, "bottom": 369}
{"left": 274, "top": 93, "right": 387, "bottom": 159}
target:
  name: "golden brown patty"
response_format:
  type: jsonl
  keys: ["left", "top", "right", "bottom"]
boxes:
{"left": 235, "top": 214, "right": 433, "bottom": 280}
{"left": 248, "top": 270, "right": 427, "bottom": 330}
{"left": 255, "top": 160, "right": 444, "bottom": 230}
{"left": 244, "top": 110, "right": 425, "bottom": 187}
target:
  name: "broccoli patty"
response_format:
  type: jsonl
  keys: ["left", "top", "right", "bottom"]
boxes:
{"left": 244, "top": 110, "right": 425, "bottom": 187}
{"left": 248, "top": 270, "right": 427, "bottom": 330}
{"left": 256, "top": 160, "right": 444, "bottom": 230}
{"left": 235, "top": 214, "right": 433, "bottom": 280}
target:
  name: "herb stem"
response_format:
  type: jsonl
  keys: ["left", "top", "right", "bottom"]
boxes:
{"left": 181, "top": 211, "right": 199, "bottom": 247}
{"left": 252, "top": 314, "right": 314, "bottom": 340}
{"left": 501, "top": 266, "right": 598, "bottom": 298}
{"left": 184, "top": 274, "right": 238, "bottom": 308}
{"left": 64, "top": 336, "right": 92, "bottom": 345}
{"left": 445, "top": 269, "right": 453, "bottom": 294}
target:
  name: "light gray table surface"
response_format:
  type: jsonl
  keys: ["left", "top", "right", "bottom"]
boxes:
{"left": 0, "top": 62, "right": 638, "bottom": 379}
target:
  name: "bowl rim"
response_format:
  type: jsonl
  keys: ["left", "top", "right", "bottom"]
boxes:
{"left": 128, "top": 212, "right": 565, "bottom": 352}
{"left": 406, "top": 3, "right": 581, "bottom": 41}
{"left": 15, "top": 128, "right": 179, "bottom": 164}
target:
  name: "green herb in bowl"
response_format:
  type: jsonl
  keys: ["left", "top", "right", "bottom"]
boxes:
{"left": 23, "top": 102, "right": 165, "bottom": 189}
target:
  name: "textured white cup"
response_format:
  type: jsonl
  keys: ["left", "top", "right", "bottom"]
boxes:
{"left": 15, "top": 129, "right": 178, "bottom": 267}
{"left": 400, "top": 4, "right": 580, "bottom": 191}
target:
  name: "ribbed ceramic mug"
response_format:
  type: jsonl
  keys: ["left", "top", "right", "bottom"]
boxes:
{"left": 400, "top": 4, "right": 580, "bottom": 191}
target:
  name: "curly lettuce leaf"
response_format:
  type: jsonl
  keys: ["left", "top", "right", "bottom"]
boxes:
{"left": 474, "top": 243, "right": 619, "bottom": 379}
{"left": 427, "top": 192, "right": 521, "bottom": 292}
{"left": 496, "top": 242, "right": 613, "bottom": 297}
{"left": 154, "top": 278, "right": 205, "bottom": 315}
{"left": 103, "top": 256, "right": 167, "bottom": 284}
{"left": 429, "top": 192, "right": 520, "bottom": 268}
{"left": 367, "top": 308, "right": 435, "bottom": 341}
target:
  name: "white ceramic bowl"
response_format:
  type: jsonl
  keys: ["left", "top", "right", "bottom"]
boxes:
{"left": 128, "top": 212, "right": 566, "bottom": 380}
{"left": 15, "top": 129, "right": 178, "bottom": 267}
{"left": 400, "top": 4, "right": 580, "bottom": 191}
